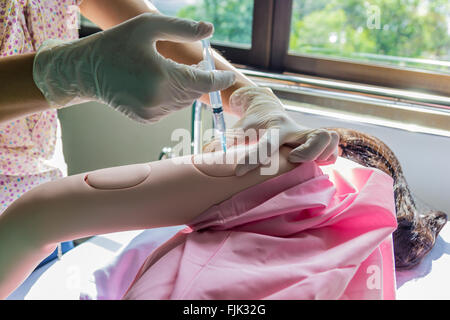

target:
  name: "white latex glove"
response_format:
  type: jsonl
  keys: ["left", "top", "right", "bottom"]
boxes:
{"left": 204, "top": 86, "right": 339, "bottom": 176}
{"left": 33, "top": 13, "right": 235, "bottom": 123}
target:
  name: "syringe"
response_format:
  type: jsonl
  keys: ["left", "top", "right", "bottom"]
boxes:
{"left": 201, "top": 37, "right": 227, "bottom": 152}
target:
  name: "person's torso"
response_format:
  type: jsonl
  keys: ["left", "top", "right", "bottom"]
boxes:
{"left": 0, "top": 0, "right": 80, "bottom": 175}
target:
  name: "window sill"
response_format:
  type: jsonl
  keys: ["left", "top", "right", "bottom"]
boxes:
{"left": 239, "top": 68, "right": 450, "bottom": 137}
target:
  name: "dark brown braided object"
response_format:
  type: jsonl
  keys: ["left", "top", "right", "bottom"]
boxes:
{"left": 326, "top": 128, "right": 447, "bottom": 269}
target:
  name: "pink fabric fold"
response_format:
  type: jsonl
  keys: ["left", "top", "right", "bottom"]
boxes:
{"left": 123, "top": 162, "right": 397, "bottom": 300}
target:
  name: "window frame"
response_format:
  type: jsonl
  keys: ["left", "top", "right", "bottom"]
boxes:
{"left": 211, "top": 0, "right": 273, "bottom": 67}
{"left": 210, "top": 0, "right": 450, "bottom": 97}
{"left": 79, "top": 0, "right": 450, "bottom": 97}
{"left": 283, "top": 54, "right": 450, "bottom": 97}
{"left": 79, "top": 0, "right": 274, "bottom": 67}
{"left": 267, "top": 0, "right": 450, "bottom": 97}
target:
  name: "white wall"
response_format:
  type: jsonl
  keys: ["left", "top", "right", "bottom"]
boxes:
{"left": 57, "top": 101, "right": 193, "bottom": 175}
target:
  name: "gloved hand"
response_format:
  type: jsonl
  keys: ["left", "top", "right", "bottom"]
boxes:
{"left": 33, "top": 13, "right": 235, "bottom": 123}
{"left": 203, "top": 86, "right": 339, "bottom": 176}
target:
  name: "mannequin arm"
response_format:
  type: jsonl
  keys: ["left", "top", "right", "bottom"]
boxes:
{"left": 0, "top": 147, "right": 296, "bottom": 298}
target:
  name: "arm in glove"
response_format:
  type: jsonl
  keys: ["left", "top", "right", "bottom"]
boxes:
{"left": 32, "top": 13, "right": 235, "bottom": 123}
{"left": 204, "top": 86, "right": 339, "bottom": 176}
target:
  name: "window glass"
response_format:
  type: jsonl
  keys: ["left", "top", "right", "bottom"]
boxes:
{"left": 289, "top": 0, "right": 450, "bottom": 74}
{"left": 152, "top": 0, "right": 254, "bottom": 47}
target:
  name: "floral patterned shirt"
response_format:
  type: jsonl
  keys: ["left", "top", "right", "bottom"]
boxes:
{"left": 0, "top": 0, "right": 81, "bottom": 175}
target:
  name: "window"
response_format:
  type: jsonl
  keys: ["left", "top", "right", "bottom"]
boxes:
{"left": 150, "top": 0, "right": 272, "bottom": 68}
{"left": 289, "top": 0, "right": 450, "bottom": 74}
{"left": 152, "top": 0, "right": 254, "bottom": 48}
{"left": 79, "top": 0, "right": 450, "bottom": 96}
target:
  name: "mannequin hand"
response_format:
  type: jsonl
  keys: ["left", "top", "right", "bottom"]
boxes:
{"left": 33, "top": 13, "right": 235, "bottom": 123}
{"left": 203, "top": 87, "right": 339, "bottom": 176}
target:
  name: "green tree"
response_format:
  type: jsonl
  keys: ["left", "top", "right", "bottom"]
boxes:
{"left": 177, "top": 0, "right": 254, "bottom": 45}
{"left": 290, "top": 0, "right": 450, "bottom": 72}
{"left": 174, "top": 0, "right": 450, "bottom": 72}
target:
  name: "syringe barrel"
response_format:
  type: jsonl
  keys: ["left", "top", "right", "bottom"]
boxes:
{"left": 212, "top": 109, "right": 226, "bottom": 134}
{"left": 201, "top": 37, "right": 227, "bottom": 152}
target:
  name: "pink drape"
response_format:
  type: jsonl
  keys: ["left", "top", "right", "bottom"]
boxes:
{"left": 124, "top": 162, "right": 397, "bottom": 300}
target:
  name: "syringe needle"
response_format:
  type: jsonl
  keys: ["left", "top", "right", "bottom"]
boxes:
{"left": 201, "top": 37, "right": 227, "bottom": 152}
